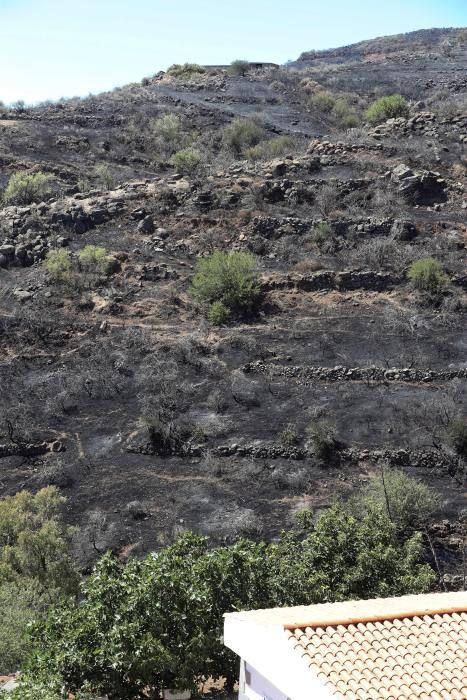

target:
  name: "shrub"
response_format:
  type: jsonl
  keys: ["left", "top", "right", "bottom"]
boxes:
{"left": 223, "top": 118, "right": 264, "bottom": 155}
{"left": 279, "top": 423, "right": 300, "bottom": 447}
{"left": 358, "top": 469, "right": 438, "bottom": 534}
{"left": 245, "top": 135, "right": 294, "bottom": 161}
{"left": 230, "top": 59, "right": 250, "bottom": 77}
{"left": 3, "top": 171, "right": 52, "bottom": 205}
{"left": 309, "top": 90, "right": 336, "bottom": 113}
{"left": 43, "top": 249, "right": 72, "bottom": 282}
{"left": 312, "top": 221, "right": 333, "bottom": 248}
{"left": 78, "top": 245, "right": 112, "bottom": 275}
{"left": 166, "top": 63, "right": 206, "bottom": 79}
{"left": 333, "top": 98, "right": 360, "bottom": 128}
{"left": 306, "top": 421, "right": 338, "bottom": 462}
{"left": 207, "top": 300, "right": 231, "bottom": 326}
{"left": 407, "top": 257, "right": 447, "bottom": 293}
{"left": 93, "top": 163, "right": 115, "bottom": 190}
{"left": 448, "top": 418, "right": 467, "bottom": 458}
{"left": 150, "top": 113, "right": 184, "bottom": 155}
{"left": 366, "top": 94, "right": 409, "bottom": 125}
{"left": 191, "top": 251, "right": 258, "bottom": 319}
{"left": 170, "top": 147, "right": 202, "bottom": 175}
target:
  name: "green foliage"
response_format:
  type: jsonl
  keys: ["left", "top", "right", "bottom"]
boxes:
{"left": 448, "top": 418, "right": 467, "bottom": 458}
{"left": 3, "top": 171, "right": 53, "bottom": 205}
{"left": 150, "top": 113, "right": 185, "bottom": 156}
{"left": 407, "top": 257, "right": 447, "bottom": 293}
{"left": 229, "top": 60, "right": 250, "bottom": 77}
{"left": 93, "top": 163, "right": 115, "bottom": 190}
{"left": 0, "top": 488, "right": 79, "bottom": 674}
{"left": 0, "top": 487, "right": 78, "bottom": 596}
{"left": 0, "top": 581, "right": 45, "bottom": 674}
{"left": 245, "top": 135, "right": 294, "bottom": 161}
{"left": 305, "top": 421, "right": 338, "bottom": 462}
{"left": 309, "top": 90, "right": 336, "bottom": 113}
{"left": 166, "top": 63, "right": 206, "bottom": 79}
{"left": 312, "top": 221, "right": 333, "bottom": 248}
{"left": 42, "top": 248, "right": 72, "bottom": 282}
{"left": 332, "top": 98, "right": 360, "bottom": 128}
{"left": 207, "top": 300, "right": 231, "bottom": 326}
{"left": 223, "top": 118, "right": 264, "bottom": 155}
{"left": 356, "top": 469, "right": 438, "bottom": 534}
{"left": 191, "top": 251, "right": 259, "bottom": 320}
{"left": 18, "top": 505, "right": 434, "bottom": 698}
{"left": 78, "top": 244, "right": 112, "bottom": 275}
{"left": 170, "top": 147, "right": 202, "bottom": 175}
{"left": 278, "top": 423, "right": 300, "bottom": 447}
{"left": 366, "top": 94, "right": 409, "bottom": 125}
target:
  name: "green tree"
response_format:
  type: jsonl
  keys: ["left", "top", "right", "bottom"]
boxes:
{"left": 0, "top": 581, "right": 47, "bottom": 674}
{"left": 191, "top": 250, "right": 259, "bottom": 321}
{"left": 229, "top": 60, "right": 250, "bottom": 77}
{"left": 354, "top": 469, "right": 438, "bottom": 535}
{"left": 0, "top": 487, "right": 79, "bottom": 598}
{"left": 17, "top": 505, "right": 433, "bottom": 699}
{"left": 407, "top": 257, "right": 447, "bottom": 293}
{"left": 366, "top": 94, "right": 409, "bottom": 125}
{"left": 3, "top": 171, "right": 53, "bottom": 205}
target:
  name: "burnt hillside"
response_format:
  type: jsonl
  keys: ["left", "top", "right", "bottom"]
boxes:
{"left": 0, "top": 27, "right": 466, "bottom": 583}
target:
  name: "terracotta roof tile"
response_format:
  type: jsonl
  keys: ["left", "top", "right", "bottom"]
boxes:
{"left": 287, "top": 600, "right": 467, "bottom": 699}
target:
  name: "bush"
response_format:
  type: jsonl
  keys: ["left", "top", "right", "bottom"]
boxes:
{"left": 312, "top": 221, "right": 333, "bottom": 248}
{"left": 223, "top": 118, "right": 264, "bottom": 155}
{"left": 306, "top": 421, "right": 338, "bottom": 462}
{"left": 207, "top": 301, "right": 231, "bottom": 326}
{"left": 170, "top": 147, "right": 202, "bottom": 175}
{"left": 166, "top": 63, "right": 206, "bottom": 79}
{"left": 333, "top": 98, "right": 360, "bottom": 128}
{"left": 279, "top": 423, "right": 300, "bottom": 447}
{"left": 78, "top": 245, "right": 112, "bottom": 275}
{"left": 309, "top": 90, "right": 336, "bottom": 113}
{"left": 358, "top": 469, "right": 438, "bottom": 534}
{"left": 230, "top": 60, "right": 250, "bottom": 77}
{"left": 191, "top": 251, "right": 258, "bottom": 319}
{"left": 0, "top": 582, "right": 45, "bottom": 674}
{"left": 448, "top": 418, "right": 467, "bottom": 458}
{"left": 93, "top": 163, "right": 115, "bottom": 190}
{"left": 245, "top": 135, "right": 294, "bottom": 161}
{"left": 407, "top": 257, "right": 447, "bottom": 293}
{"left": 43, "top": 249, "right": 72, "bottom": 282}
{"left": 3, "top": 171, "right": 53, "bottom": 205}
{"left": 366, "top": 94, "right": 409, "bottom": 125}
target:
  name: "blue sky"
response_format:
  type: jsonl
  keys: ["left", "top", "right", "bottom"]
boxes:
{"left": 1, "top": 0, "right": 466, "bottom": 104}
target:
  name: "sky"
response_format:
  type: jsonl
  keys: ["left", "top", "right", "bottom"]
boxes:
{"left": 0, "top": 0, "right": 466, "bottom": 104}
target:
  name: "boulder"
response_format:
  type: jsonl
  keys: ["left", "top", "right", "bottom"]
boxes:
{"left": 390, "top": 219, "right": 417, "bottom": 241}
{"left": 137, "top": 215, "right": 155, "bottom": 233}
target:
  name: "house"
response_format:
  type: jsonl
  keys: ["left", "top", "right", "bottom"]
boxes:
{"left": 224, "top": 591, "right": 467, "bottom": 700}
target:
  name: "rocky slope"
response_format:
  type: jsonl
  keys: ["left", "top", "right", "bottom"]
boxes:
{"left": 0, "top": 28, "right": 466, "bottom": 583}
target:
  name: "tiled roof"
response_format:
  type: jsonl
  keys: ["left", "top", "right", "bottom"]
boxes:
{"left": 286, "top": 595, "right": 467, "bottom": 700}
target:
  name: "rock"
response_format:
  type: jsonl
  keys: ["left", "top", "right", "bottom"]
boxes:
{"left": 391, "top": 164, "right": 414, "bottom": 181}
{"left": 390, "top": 219, "right": 417, "bottom": 241}
{"left": 13, "top": 289, "right": 32, "bottom": 302}
{"left": 137, "top": 215, "right": 154, "bottom": 233}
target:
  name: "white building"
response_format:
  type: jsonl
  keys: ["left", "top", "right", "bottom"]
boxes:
{"left": 224, "top": 590, "right": 467, "bottom": 700}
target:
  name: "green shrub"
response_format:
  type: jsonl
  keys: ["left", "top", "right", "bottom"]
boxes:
{"left": 407, "top": 257, "right": 447, "bottom": 293}
{"left": 170, "top": 147, "right": 202, "bottom": 174}
{"left": 166, "top": 63, "right": 206, "bottom": 79}
{"left": 306, "top": 421, "right": 338, "bottom": 462}
{"left": 279, "top": 423, "right": 300, "bottom": 447}
{"left": 309, "top": 90, "right": 336, "bottom": 113}
{"left": 223, "top": 118, "right": 264, "bottom": 155}
{"left": 366, "top": 94, "right": 409, "bottom": 125}
{"left": 191, "top": 251, "right": 258, "bottom": 319}
{"left": 245, "top": 135, "right": 294, "bottom": 161}
{"left": 150, "top": 113, "right": 184, "bottom": 155}
{"left": 78, "top": 245, "right": 112, "bottom": 275}
{"left": 312, "top": 221, "right": 333, "bottom": 247}
{"left": 207, "top": 301, "right": 231, "bottom": 325}
{"left": 3, "top": 171, "right": 53, "bottom": 205}
{"left": 333, "top": 98, "right": 360, "bottom": 128}
{"left": 0, "top": 582, "right": 45, "bottom": 674}
{"left": 93, "top": 163, "right": 115, "bottom": 190}
{"left": 448, "top": 418, "right": 467, "bottom": 458}
{"left": 43, "top": 249, "right": 72, "bottom": 282}
{"left": 230, "top": 59, "right": 250, "bottom": 77}
{"left": 358, "top": 469, "right": 438, "bottom": 534}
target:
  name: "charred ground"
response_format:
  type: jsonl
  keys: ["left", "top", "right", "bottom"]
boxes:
{"left": 0, "top": 28, "right": 466, "bottom": 582}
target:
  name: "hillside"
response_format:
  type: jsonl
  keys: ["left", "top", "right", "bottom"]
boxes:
{"left": 0, "top": 27, "right": 466, "bottom": 583}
